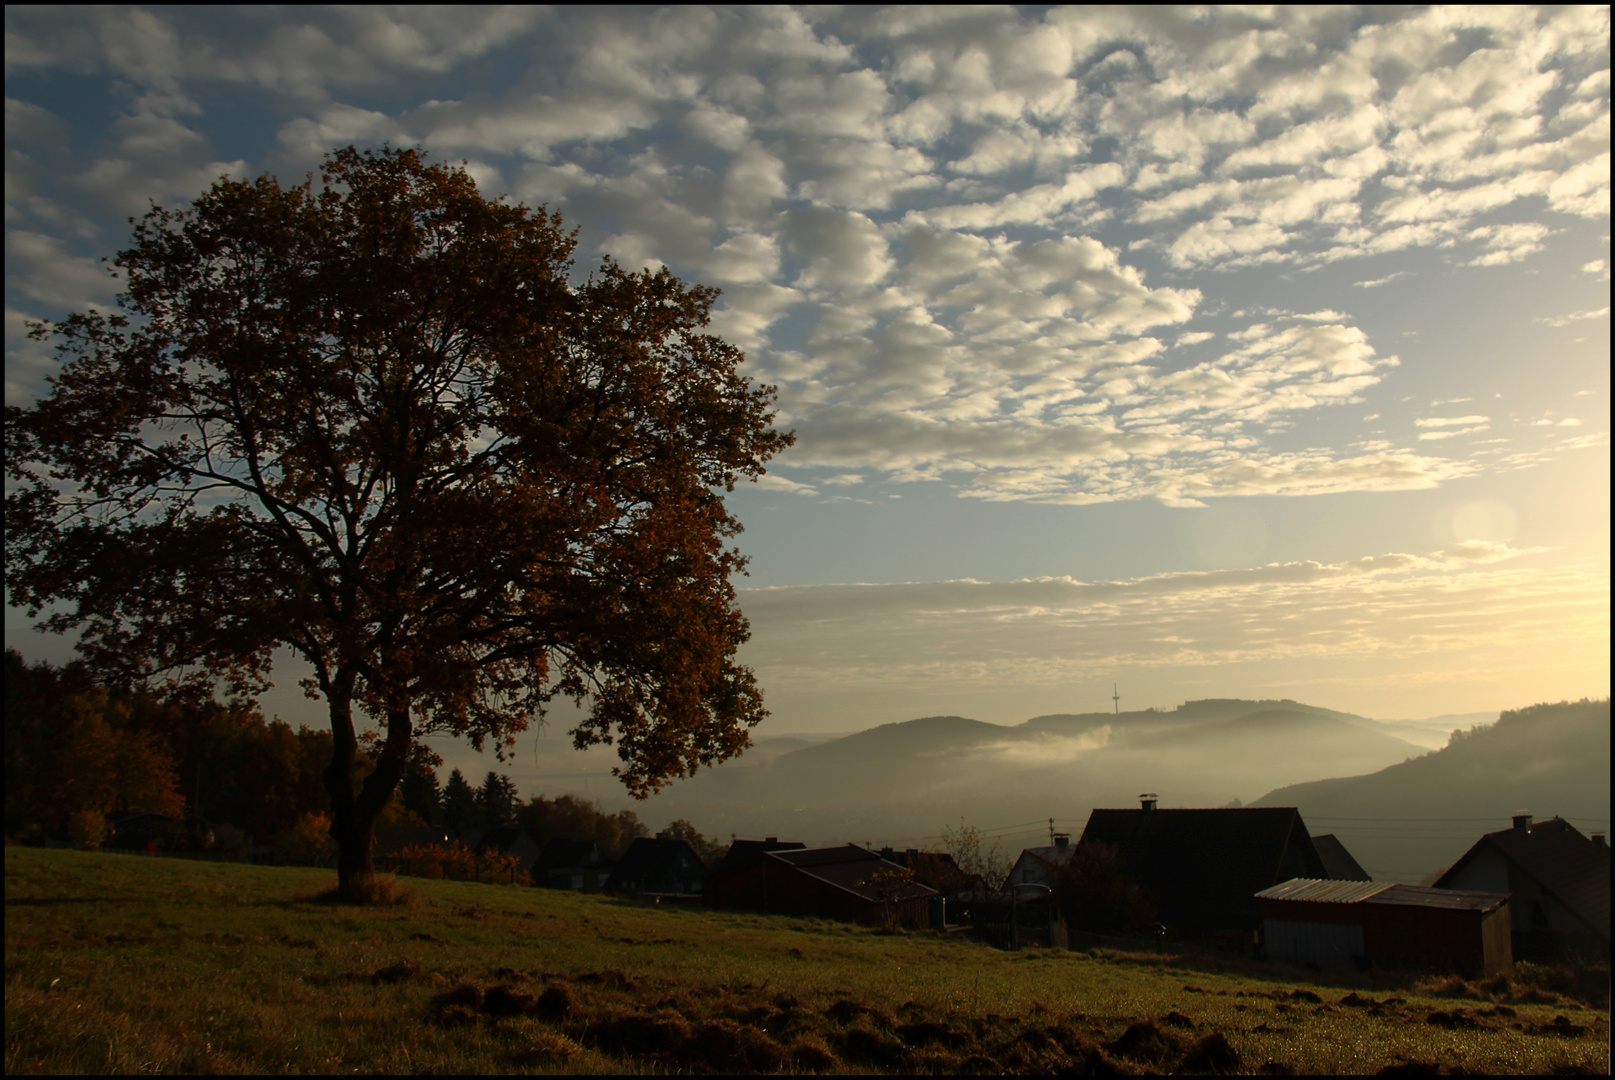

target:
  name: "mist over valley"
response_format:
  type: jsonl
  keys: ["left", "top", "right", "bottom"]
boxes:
{"left": 617, "top": 698, "right": 1610, "bottom": 884}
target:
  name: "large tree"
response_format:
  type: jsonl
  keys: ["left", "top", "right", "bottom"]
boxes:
{"left": 5, "top": 146, "right": 792, "bottom": 893}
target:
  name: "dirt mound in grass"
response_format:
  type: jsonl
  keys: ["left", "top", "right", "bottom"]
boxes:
{"left": 584, "top": 1008, "right": 693, "bottom": 1057}
{"left": 1178, "top": 1031, "right": 1242, "bottom": 1074}
{"left": 1104, "top": 1019, "right": 1182, "bottom": 1064}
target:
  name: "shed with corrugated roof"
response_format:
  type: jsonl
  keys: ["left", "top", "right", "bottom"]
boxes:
{"left": 1258, "top": 877, "right": 1511, "bottom": 977}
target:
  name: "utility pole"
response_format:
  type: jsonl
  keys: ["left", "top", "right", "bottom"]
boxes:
{"left": 1112, "top": 683, "right": 1121, "bottom": 715}
{"left": 1048, "top": 817, "right": 1055, "bottom": 845}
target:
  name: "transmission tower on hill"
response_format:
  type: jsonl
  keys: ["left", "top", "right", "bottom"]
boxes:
{"left": 1112, "top": 683, "right": 1120, "bottom": 714}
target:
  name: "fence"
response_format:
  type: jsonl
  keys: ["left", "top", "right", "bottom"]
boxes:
{"left": 378, "top": 854, "right": 526, "bottom": 886}
{"left": 97, "top": 846, "right": 335, "bottom": 869}
{"left": 979, "top": 920, "right": 1066, "bottom": 950}
{"left": 94, "top": 845, "right": 532, "bottom": 886}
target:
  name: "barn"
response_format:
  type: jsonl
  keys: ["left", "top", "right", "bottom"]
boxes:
{"left": 707, "top": 843, "right": 936, "bottom": 927}
{"left": 1258, "top": 877, "right": 1511, "bottom": 977}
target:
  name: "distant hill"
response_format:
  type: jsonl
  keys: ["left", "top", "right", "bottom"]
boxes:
{"left": 1019, "top": 698, "right": 1379, "bottom": 734}
{"left": 776, "top": 715, "right": 1015, "bottom": 764}
{"left": 1369, "top": 712, "right": 1499, "bottom": 751}
{"left": 1251, "top": 699, "right": 1611, "bottom": 884}
{"left": 645, "top": 698, "right": 1426, "bottom": 847}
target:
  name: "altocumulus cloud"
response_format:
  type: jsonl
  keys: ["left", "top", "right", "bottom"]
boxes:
{"left": 4, "top": 6, "right": 1608, "bottom": 496}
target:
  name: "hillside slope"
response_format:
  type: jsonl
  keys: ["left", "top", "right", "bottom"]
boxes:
{"left": 1252, "top": 699, "right": 1611, "bottom": 882}
{"left": 649, "top": 700, "right": 1423, "bottom": 845}
{"left": 7, "top": 847, "right": 1607, "bottom": 1075}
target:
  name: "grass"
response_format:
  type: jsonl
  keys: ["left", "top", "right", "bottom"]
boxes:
{"left": 5, "top": 846, "right": 1608, "bottom": 1075}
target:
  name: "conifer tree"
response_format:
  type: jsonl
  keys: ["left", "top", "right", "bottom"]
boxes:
{"left": 441, "top": 768, "right": 477, "bottom": 833}
{"left": 477, "top": 771, "right": 519, "bottom": 831}
{"left": 399, "top": 757, "right": 443, "bottom": 829}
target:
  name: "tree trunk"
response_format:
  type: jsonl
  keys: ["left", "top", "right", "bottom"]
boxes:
{"left": 323, "top": 682, "right": 412, "bottom": 896}
{"left": 334, "top": 806, "right": 378, "bottom": 883}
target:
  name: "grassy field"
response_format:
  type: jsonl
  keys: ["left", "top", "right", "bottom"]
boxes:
{"left": 4, "top": 846, "right": 1608, "bottom": 1075}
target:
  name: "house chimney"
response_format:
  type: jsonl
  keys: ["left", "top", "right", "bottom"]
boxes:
{"left": 765, "top": 837, "right": 778, "bottom": 845}
{"left": 1054, "top": 833, "right": 1071, "bottom": 849}
{"left": 1140, "top": 793, "right": 1158, "bottom": 812}
{"left": 906, "top": 848, "right": 919, "bottom": 860}
{"left": 1511, "top": 813, "right": 1532, "bottom": 832}
{"left": 879, "top": 846, "right": 895, "bottom": 860}
{"left": 1592, "top": 833, "right": 1607, "bottom": 848}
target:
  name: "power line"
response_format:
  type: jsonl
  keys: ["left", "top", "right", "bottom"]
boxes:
{"left": 1307, "top": 815, "right": 1610, "bottom": 822}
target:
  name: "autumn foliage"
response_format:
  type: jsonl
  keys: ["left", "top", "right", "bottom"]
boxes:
{"left": 390, "top": 841, "right": 526, "bottom": 884}
{"left": 6, "top": 145, "right": 792, "bottom": 890}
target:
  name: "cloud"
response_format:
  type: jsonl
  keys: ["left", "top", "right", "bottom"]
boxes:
{"left": 752, "top": 473, "right": 818, "bottom": 496}
{"left": 1536, "top": 306, "right": 1611, "bottom": 328}
{"left": 1416, "top": 416, "right": 1491, "bottom": 427}
{"left": 3, "top": 232, "right": 122, "bottom": 309}
{"left": 4, "top": 6, "right": 1607, "bottom": 500}
{"left": 1354, "top": 271, "right": 1412, "bottom": 288}
{"left": 737, "top": 543, "right": 1606, "bottom": 697}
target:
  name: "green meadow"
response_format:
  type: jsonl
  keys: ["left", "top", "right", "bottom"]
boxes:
{"left": 5, "top": 846, "right": 1607, "bottom": 1074}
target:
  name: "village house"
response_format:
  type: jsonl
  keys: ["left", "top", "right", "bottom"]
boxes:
{"left": 878, "top": 846, "right": 977, "bottom": 894}
{"left": 606, "top": 833, "right": 707, "bottom": 898}
{"left": 707, "top": 843, "right": 937, "bottom": 927}
{"left": 1433, "top": 815, "right": 1610, "bottom": 963}
{"left": 1310, "top": 834, "right": 1372, "bottom": 881}
{"left": 709, "top": 836, "right": 806, "bottom": 877}
{"left": 1074, "top": 797, "right": 1335, "bottom": 949}
{"left": 1257, "top": 877, "right": 1512, "bottom": 977}
{"left": 532, "top": 837, "right": 615, "bottom": 892}
{"left": 1002, "top": 832, "right": 1077, "bottom": 891}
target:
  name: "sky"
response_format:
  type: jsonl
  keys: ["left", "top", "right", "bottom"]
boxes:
{"left": 4, "top": 7, "right": 1610, "bottom": 800}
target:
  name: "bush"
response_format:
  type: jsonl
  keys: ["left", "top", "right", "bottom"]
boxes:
{"left": 209, "top": 823, "right": 251, "bottom": 856}
{"left": 67, "top": 809, "right": 108, "bottom": 850}
{"left": 273, "top": 812, "right": 336, "bottom": 865}
{"left": 391, "top": 841, "right": 528, "bottom": 884}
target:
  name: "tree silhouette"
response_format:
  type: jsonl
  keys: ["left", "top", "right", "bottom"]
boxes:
{"left": 5, "top": 145, "right": 792, "bottom": 894}
{"left": 660, "top": 817, "right": 726, "bottom": 865}
{"left": 476, "top": 771, "right": 519, "bottom": 831}
{"left": 399, "top": 753, "right": 443, "bottom": 828}
{"left": 440, "top": 768, "right": 476, "bottom": 833}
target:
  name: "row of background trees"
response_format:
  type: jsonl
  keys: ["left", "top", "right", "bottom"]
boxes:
{"left": 9, "top": 645, "right": 1148, "bottom": 928}
{"left": 3, "top": 649, "right": 719, "bottom": 862}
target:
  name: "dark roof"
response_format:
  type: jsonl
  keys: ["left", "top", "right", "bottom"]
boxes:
{"left": 106, "top": 812, "right": 178, "bottom": 833}
{"left": 1311, "top": 834, "right": 1371, "bottom": 881}
{"left": 1079, "top": 807, "right": 1329, "bottom": 930}
{"left": 1258, "top": 878, "right": 1507, "bottom": 912}
{"left": 1018, "top": 844, "right": 1076, "bottom": 865}
{"left": 773, "top": 844, "right": 882, "bottom": 870}
{"left": 606, "top": 836, "right": 706, "bottom": 892}
{"left": 537, "top": 837, "right": 612, "bottom": 871}
{"left": 1435, "top": 817, "right": 1610, "bottom": 937}
{"left": 1370, "top": 884, "right": 1508, "bottom": 913}
{"left": 712, "top": 837, "right": 807, "bottom": 876}
{"left": 767, "top": 845, "right": 935, "bottom": 905}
